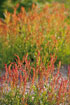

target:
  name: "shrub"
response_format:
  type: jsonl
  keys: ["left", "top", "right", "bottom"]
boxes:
{"left": 0, "top": 55, "right": 70, "bottom": 105}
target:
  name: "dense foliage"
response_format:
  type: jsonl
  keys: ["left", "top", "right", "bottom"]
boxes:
{"left": 0, "top": 1, "right": 70, "bottom": 105}
{"left": 0, "top": 3, "right": 70, "bottom": 69}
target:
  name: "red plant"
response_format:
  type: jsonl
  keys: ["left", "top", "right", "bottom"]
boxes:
{"left": 0, "top": 54, "right": 70, "bottom": 104}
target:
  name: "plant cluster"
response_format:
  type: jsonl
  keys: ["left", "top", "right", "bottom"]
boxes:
{"left": 0, "top": 54, "right": 70, "bottom": 105}
{"left": 0, "top": 3, "right": 70, "bottom": 69}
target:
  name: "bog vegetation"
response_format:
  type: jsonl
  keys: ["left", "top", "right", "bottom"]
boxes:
{"left": 0, "top": 3, "right": 70, "bottom": 69}
{"left": 0, "top": 2, "right": 70, "bottom": 105}
{"left": 0, "top": 54, "right": 70, "bottom": 105}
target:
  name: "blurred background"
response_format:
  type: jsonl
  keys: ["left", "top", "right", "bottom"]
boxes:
{"left": 0, "top": 0, "right": 70, "bottom": 18}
